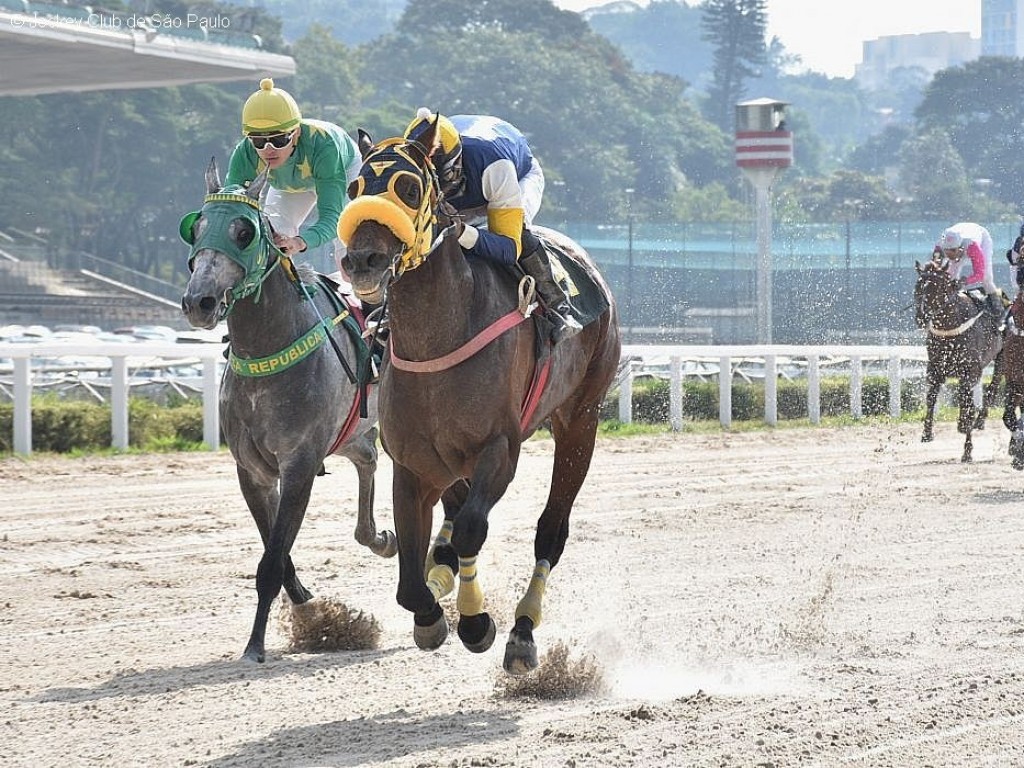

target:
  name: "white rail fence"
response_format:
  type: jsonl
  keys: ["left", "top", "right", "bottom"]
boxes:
{"left": 617, "top": 344, "right": 935, "bottom": 431}
{"left": 1, "top": 342, "right": 942, "bottom": 455}
{"left": 1, "top": 341, "right": 222, "bottom": 455}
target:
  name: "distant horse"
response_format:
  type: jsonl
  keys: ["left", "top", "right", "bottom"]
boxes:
{"left": 337, "top": 125, "right": 621, "bottom": 674}
{"left": 179, "top": 159, "right": 396, "bottom": 662}
{"left": 914, "top": 257, "right": 1004, "bottom": 462}
{"left": 1001, "top": 292, "right": 1024, "bottom": 469}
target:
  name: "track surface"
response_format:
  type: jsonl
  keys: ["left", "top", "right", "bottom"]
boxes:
{"left": 2, "top": 424, "right": 1023, "bottom": 766}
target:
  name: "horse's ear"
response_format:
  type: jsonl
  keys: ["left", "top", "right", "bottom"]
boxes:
{"left": 246, "top": 168, "right": 270, "bottom": 201}
{"left": 419, "top": 114, "right": 440, "bottom": 156}
{"left": 205, "top": 156, "right": 221, "bottom": 194}
{"left": 357, "top": 129, "right": 374, "bottom": 159}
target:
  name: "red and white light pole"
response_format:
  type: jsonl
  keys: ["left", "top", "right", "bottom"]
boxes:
{"left": 735, "top": 98, "right": 793, "bottom": 344}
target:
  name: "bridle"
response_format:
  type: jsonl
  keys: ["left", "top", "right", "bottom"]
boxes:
{"left": 181, "top": 191, "right": 297, "bottom": 321}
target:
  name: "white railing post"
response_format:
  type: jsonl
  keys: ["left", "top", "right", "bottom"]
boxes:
{"left": 618, "top": 361, "right": 634, "bottom": 424}
{"left": 807, "top": 354, "right": 820, "bottom": 424}
{"left": 719, "top": 355, "right": 731, "bottom": 427}
{"left": 888, "top": 355, "right": 902, "bottom": 419}
{"left": 203, "top": 357, "right": 220, "bottom": 450}
{"left": 764, "top": 354, "right": 777, "bottom": 426}
{"left": 669, "top": 355, "right": 682, "bottom": 432}
{"left": 13, "top": 358, "right": 32, "bottom": 455}
{"left": 110, "top": 355, "right": 129, "bottom": 450}
{"left": 850, "top": 355, "right": 863, "bottom": 419}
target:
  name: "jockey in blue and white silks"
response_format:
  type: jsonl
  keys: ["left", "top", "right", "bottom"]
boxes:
{"left": 405, "top": 109, "right": 581, "bottom": 343}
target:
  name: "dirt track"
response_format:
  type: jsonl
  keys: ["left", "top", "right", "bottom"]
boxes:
{"left": 3, "top": 422, "right": 1024, "bottom": 767}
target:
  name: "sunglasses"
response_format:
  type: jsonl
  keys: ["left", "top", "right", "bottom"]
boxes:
{"left": 249, "top": 132, "right": 294, "bottom": 150}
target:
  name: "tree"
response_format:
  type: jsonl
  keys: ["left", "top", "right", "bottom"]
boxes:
{"left": 847, "top": 124, "right": 911, "bottom": 176}
{"left": 587, "top": 0, "right": 707, "bottom": 90}
{"left": 700, "top": 0, "right": 767, "bottom": 131}
{"left": 898, "top": 127, "right": 970, "bottom": 219}
{"left": 776, "top": 170, "right": 898, "bottom": 222}
{"left": 362, "top": 0, "right": 734, "bottom": 220}
{"left": 290, "top": 24, "right": 366, "bottom": 125}
{"left": 916, "top": 57, "right": 1024, "bottom": 207}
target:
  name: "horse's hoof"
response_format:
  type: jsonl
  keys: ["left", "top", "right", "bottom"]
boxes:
{"left": 457, "top": 612, "right": 496, "bottom": 654}
{"left": 377, "top": 530, "right": 398, "bottom": 558}
{"left": 961, "top": 454, "right": 973, "bottom": 463}
{"left": 921, "top": 434, "right": 933, "bottom": 443}
{"left": 503, "top": 636, "right": 539, "bottom": 676}
{"left": 242, "top": 646, "right": 266, "bottom": 663}
{"left": 975, "top": 421, "right": 986, "bottom": 431}
{"left": 413, "top": 613, "right": 448, "bottom": 650}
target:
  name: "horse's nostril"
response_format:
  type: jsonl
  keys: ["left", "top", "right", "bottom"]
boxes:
{"left": 199, "top": 296, "right": 218, "bottom": 312}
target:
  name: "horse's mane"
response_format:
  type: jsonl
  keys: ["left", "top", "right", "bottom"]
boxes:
{"left": 294, "top": 260, "right": 318, "bottom": 284}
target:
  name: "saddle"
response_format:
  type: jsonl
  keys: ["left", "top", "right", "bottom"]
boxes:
{"left": 540, "top": 237, "right": 610, "bottom": 330}
{"left": 508, "top": 237, "right": 609, "bottom": 361}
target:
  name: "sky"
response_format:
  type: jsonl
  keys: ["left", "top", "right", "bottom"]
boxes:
{"left": 550, "top": 0, "right": 982, "bottom": 79}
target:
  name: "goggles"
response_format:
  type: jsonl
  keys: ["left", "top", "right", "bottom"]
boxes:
{"left": 249, "top": 132, "right": 294, "bottom": 150}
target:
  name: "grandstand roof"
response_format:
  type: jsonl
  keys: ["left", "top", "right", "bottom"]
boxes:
{"left": 0, "top": 6, "right": 295, "bottom": 97}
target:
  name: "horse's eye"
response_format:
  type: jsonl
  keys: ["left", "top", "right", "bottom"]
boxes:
{"left": 229, "top": 217, "right": 256, "bottom": 249}
{"left": 393, "top": 174, "right": 422, "bottom": 209}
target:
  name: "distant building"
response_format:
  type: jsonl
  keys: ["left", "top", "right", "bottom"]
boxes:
{"left": 855, "top": 32, "right": 979, "bottom": 91}
{"left": 983, "top": 0, "right": 1024, "bottom": 56}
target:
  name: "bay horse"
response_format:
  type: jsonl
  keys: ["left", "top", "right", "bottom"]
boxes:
{"left": 914, "top": 257, "right": 1004, "bottom": 462}
{"left": 1001, "top": 291, "right": 1024, "bottom": 469}
{"left": 179, "top": 159, "right": 396, "bottom": 662}
{"left": 337, "top": 123, "right": 621, "bottom": 674}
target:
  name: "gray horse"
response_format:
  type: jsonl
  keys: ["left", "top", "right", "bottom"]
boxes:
{"left": 180, "top": 159, "right": 396, "bottom": 662}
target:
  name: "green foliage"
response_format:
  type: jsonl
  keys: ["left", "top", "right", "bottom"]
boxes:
{"left": 0, "top": 398, "right": 208, "bottom": 454}
{"left": 603, "top": 375, "right": 923, "bottom": 424}
{"left": 777, "top": 170, "right": 899, "bottom": 222}
{"left": 847, "top": 124, "right": 912, "bottom": 176}
{"left": 361, "top": 3, "right": 733, "bottom": 220}
{"left": 587, "top": 0, "right": 708, "bottom": 89}
{"left": 672, "top": 182, "right": 748, "bottom": 222}
{"left": 291, "top": 24, "right": 366, "bottom": 125}
{"left": 898, "top": 127, "right": 971, "bottom": 219}
{"left": 916, "top": 57, "right": 1024, "bottom": 207}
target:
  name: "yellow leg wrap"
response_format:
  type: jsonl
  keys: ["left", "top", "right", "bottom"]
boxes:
{"left": 514, "top": 559, "right": 551, "bottom": 628}
{"left": 436, "top": 519, "right": 454, "bottom": 546}
{"left": 424, "top": 520, "right": 455, "bottom": 577}
{"left": 425, "top": 563, "right": 454, "bottom": 601}
{"left": 456, "top": 556, "right": 485, "bottom": 616}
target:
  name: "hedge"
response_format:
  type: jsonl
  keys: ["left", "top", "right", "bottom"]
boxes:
{"left": 602, "top": 375, "right": 926, "bottom": 423}
{"left": 0, "top": 397, "right": 207, "bottom": 453}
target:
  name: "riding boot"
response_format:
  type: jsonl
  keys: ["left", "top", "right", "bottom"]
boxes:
{"left": 519, "top": 247, "right": 583, "bottom": 344}
{"left": 985, "top": 293, "right": 1003, "bottom": 320}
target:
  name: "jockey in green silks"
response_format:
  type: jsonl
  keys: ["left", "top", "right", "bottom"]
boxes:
{"left": 225, "top": 78, "right": 361, "bottom": 273}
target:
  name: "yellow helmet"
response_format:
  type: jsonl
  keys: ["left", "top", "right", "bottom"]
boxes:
{"left": 241, "top": 78, "right": 301, "bottom": 135}
{"left": 404, "top": 108, "right": 462, "bottom": 178}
